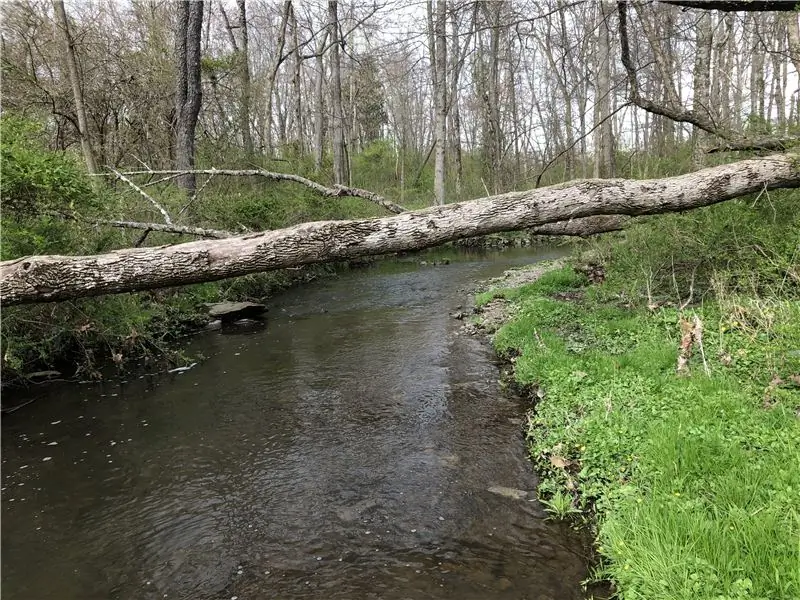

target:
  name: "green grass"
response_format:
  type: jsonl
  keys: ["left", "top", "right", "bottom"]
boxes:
{"left": 490, "top": 266, "right": 800, "bottom": 600}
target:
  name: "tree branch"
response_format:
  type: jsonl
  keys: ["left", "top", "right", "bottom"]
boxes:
{"left": 108, "top": 167, "right": 173, "bottom": 224}
{"left": 659, "top": 1, "right": 800, "bottom": 11}
{"left": 618, "top": 1, "right": 800, "bottom": 152}
{"left": 92, "top": 219, "right": 231, "bottom": 239}
{"left": 705, "top": 137, "right": 800, "bottom": 153}
{"left": 617, "top": 1, "right": 734, "bottom": 141}
{"left": 103, "top": 169, "right": 408, "bottom": 214}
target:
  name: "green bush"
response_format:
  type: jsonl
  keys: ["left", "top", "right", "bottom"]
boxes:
{"left": 0, "top": 115, "right": 101, "bottom": 259}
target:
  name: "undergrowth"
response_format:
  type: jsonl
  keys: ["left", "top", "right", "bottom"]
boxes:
{"left": 487, "top": 196, "right": 800, "bottom": 599}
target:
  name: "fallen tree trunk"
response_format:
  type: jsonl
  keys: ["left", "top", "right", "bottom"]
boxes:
{"left": 2, "top": 154, "right": 798, "bottom": 305}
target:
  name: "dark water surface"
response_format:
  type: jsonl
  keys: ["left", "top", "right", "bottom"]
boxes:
{"left": 2, "top": 247, "right": 593, "bottom": 600}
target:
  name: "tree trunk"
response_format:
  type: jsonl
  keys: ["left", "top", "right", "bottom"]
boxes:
{"left": 174, "top": 0, "right": 204, "bottom": 194}
{"left": 329, "top": 0, "right": 349, "bottom": 185}
{"left": 220, "top": 1, "right": 253, "bottom": 155}
{"left": 692, "top": 10, "right": 712, "bottom": 146}
{"left": 264, "top": 1, "right": 292, "bottom": 156}
{"left": 4, "top": 154, "right": 798, "bottom": 306}
{"left": 784, "top": 12, "right": 800, "bottom": 79}
{"left": 594, "top": 1, "right": 614, "bottom": 178}
{"left": 432, "top": 0, "right": 447, "bottom": 205}
{"left": 751, "top": 19, "right": 765, "bottom": 124}
{"left": 290, "top": 1, "right": 303, "bottom": 153}
{"left": 237, "top": 0, "right": 253, "bottom": 155}
{"left": 53, "top": 0, "right": 98, "bottom": 175}
{"left": 313, "top": 30, "right": 329, "bottom": 172}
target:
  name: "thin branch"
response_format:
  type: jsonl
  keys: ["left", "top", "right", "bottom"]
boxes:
{"left": 178, "top": 170, "right": 218, "bottom": 217}
{"left": 534, "top": 102, "right": 630, "bottom": 188}
{"left": 100, "top": 169, "right": 407, "bottom": 214}
{"left": 659, "top": 0, "right": 799, "bottom": 11}
{"left": 92, "top": 219, "right": 231, "bottom": 239}
{"left": 107, "top": 167, "right": 173, "bottom": 225}
{"left": 706, "top": 137, "right": 800, "bottom": 153}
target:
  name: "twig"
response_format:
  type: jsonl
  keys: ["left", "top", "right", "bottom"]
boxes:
{"left": 1, "top": 398, "right": 36, "bottom": 414}
{"left": 178, "top": 169, "right": 218, "bottom": 217}
{"left": 678, "top": 266, "right": 697, "bottom": 310}
{"left": 134, "top": 229, "right": 152, "bottom": 247}
{"left": 107, "top": 167, "right": 173, "bottom": 225}
{"left": 481, "top": 177, "right": 491, "bottom": 197}
{"left": 693, "top": 315, "right": 710, "bottom": 376}
{"left": 98, "top": 169, "right": 407, "bottom": 214}
{"left": 141, "top": 173, "right": 185, "bottom": 187}
{"left": 91, "top": 218, "right": 231, "bottom": 239}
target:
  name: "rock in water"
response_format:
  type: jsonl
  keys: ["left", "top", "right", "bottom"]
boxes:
{"left": 487, "top": 486, "right": 529, "bottom": 500}
{"left": 205, "top": 302, "right": 267, "bottom": 321}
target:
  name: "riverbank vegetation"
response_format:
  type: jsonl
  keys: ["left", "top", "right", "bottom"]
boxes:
{"left": 478, "top": 194, "right": 800, "bottom": 599}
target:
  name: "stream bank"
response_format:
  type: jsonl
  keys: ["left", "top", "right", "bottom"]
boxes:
{"left": 471, "top": 261, "right": 800, "bottom": 599}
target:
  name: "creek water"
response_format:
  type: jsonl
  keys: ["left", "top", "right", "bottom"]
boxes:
{"left": 2, "top": 247, "right": 594, "bottom": 600}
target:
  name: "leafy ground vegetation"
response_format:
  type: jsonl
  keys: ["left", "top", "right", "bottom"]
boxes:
{"left": 478, "top": 195, "right": 800, "bottom": 599}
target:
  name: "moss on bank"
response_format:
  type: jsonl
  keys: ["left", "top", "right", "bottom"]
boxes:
{"left": 481, "top": 261, "right": 800, "bottom": 599}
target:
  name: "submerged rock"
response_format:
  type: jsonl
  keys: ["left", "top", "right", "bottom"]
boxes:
{"left": 487, "top": 486, "right": 530, "bottom": 500}
{"left": 203, "top": 319, "right": 223, "bottom": 331}
{"left": 205, "top": 302, "right": 267, "bottom": 321}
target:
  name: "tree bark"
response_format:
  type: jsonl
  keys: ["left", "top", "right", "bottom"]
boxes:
{"left": 594, "top": 1, "right": 615, "bottom": 178}
{"left": 432, "top": 0, "right": 447, "bottom": 205}
{"left": 52, "top": 0, "right": 98, "bottom": 175}
{"left": 237, "top": 0, "right": 253, "bottom": 155}
{"left": 692, "top": 10, "right": 712, "bottom": 147}
{"left": 660, "top": 1, "right": 799, "bottom": 11}
{"left": 174, "top": 0, "right": 204, "bottom": 194}
{"left": 329, "top": 1, "right": 349, "bottom": 185}
{"left": 289, "top": 1, "right": 303, "bottom": 153}
{"left": 3, "top": 154, "right": 798, "bottom": 306}
{"left": 313, "top": 30, "right": 329, "bottom": 172}
{"left": 219, "top": 1, "right": 253, "bottom": 155}
{"left": 264, "top": 1, "right": 292, "bottom": 156}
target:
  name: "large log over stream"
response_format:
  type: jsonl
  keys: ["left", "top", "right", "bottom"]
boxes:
{"left": 2, "top": 154, "right": 799, "bottom": 306}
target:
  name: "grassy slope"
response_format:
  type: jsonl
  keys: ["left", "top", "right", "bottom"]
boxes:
{"left": 481, "top": 264, "right": 800, "bottom": 599}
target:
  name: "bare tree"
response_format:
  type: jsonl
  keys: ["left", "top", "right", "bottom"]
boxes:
{"left": 594, "top": 1, "right": 615, "bottom": 178}
{"left": 219, "top": 0, "right": 254, "bottom": 155}
{"left": 174, "top": 0, "right": 204, "bottom": 194}
{"left": 52, "top": 0, "right": 97, "bottom": 174}
{"left": 429, "top": 0, "right": 448, "bottom": 205}
{"left": 329, "top": 0, "right": 349, "bottom": 184}
{"left": 313, "top": 28, "right": 330, "bottom": 172}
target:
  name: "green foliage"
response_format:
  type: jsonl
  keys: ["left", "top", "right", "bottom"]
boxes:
{"left": 590, "top": 191, "right": 800, "bottom": 305}
{"left": 540, "top": 490, "right": 582, "bottom": 520}
{"left": 0, "top": 115, "right": 97, "bottom": 217}
{"left": 0, "top": 115, "right": 101, "bottom": 259}
{"left": 491, "top": 265, "right": 800, "bottom": 599}
{"left": 0, "top": 114, "right": 395, "bottom": 384}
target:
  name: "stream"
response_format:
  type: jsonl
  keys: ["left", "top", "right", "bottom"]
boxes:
{"left": 1, "top": 247, "right": 594, "bottom": 600}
